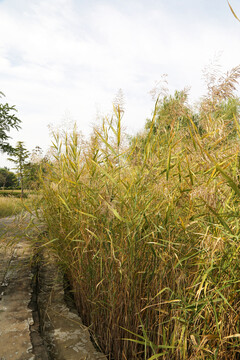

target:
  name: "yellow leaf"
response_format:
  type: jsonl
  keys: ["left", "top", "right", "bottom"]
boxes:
{"left": 228, "top": 1, "right": 240, "bottom": 22}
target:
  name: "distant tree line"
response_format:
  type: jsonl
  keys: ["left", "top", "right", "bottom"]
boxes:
{"left": 0, "top": 91, "right": 49, "bottom": 196}
{"left": 0, "top": 167, "right": 17, "bottom": 188}
{"left": 0, "top": 145, "right": 48, "bottom": 192}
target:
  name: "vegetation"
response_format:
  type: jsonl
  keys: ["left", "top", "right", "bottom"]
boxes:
{"left": 36, "top": 65, "right": 240, "bottom": 360}
{"left": 24, "top": 146, "right": 49, "bottom": 190}
{"left": 8, "top": 141, "right": 30, "bottom": 197}
{"left": 0, "top": 168, "right": 18, "bottom": 188}
{"left": 0, "top": 91, "right": 21, "bottom": 154}
{"left": 0, "top": 189, "right": 30, "bottom": 197}
{"left": 0, "top": 196, "right": 24, "bottom": 218}
{"left": 228, "top": 1, "right": 240, "bottom": 22}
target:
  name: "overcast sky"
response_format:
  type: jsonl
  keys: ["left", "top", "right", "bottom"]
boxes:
{"left": 1, "top": 0, "right": 240, "bottom": 168}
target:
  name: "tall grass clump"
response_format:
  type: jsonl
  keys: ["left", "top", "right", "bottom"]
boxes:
{"left": 39, "top": 66, "right": 240, "bottom": 359}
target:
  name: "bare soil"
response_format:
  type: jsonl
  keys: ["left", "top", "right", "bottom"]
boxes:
{"left": 0, "top": 215, "right": 106, "bottom": 360}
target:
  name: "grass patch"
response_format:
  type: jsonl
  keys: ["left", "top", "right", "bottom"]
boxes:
{"left": 0, "top": 196, "right": 24, "bottom": 218}
{"left": 0, "top": 193, "right": 38, "bottom": 218}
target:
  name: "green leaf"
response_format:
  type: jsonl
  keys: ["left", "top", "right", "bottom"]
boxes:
{"left": 215, "top": 288, "right": 237, "bottom": 314}
{"left": 216, "top": 164, "right": 240, "bottom": 197}
{"left": 147, "top": 353, "right": 166, "bottom": 360}
{"left": 105, "top": 200, "right": 129, "bottom": 223}
{"left": 58, "top": 194, "right": 71, "bottom": 212}
{"left": 205, "top": 202, "right": 233, "bottom": 234}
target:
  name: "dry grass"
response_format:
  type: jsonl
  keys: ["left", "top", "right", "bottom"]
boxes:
{"left": 0, "top": 196, "right": 24, "bottom": 218}
{"left": 0, "top": 193, "right": 39, "bottom": 219}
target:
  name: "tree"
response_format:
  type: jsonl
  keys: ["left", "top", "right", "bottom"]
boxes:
{"left": 8, "top": 142, "right": 30, "bottom": 197}
{"left": 24, "top": 146, "right": 49, "bottom": 189}
{"left": 0, "top": 168, "right": 18, "bottom": 189}
{"left": 0, "top": 91, "right": 21, "bottom": 154}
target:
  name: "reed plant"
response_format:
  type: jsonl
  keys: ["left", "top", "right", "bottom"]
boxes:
{"left": 38, "top": 68, "right": 240, "bottom": 359}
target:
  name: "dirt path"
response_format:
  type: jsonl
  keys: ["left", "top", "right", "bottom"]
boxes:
{"left": 0, "top": 215, "right": 106, "bottom": 360}
{"left": 0, "top": 215, "right": 35, "bottom": 359}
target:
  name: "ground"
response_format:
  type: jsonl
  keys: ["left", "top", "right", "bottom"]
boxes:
{"left": 0, "top": 215, "right": 106, "bottom": 360}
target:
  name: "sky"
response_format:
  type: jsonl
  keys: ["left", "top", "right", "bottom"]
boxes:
{"left": 0, "top": 0, "right": 240, "bottom": 168}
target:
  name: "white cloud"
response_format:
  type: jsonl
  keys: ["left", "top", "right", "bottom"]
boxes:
{"left": 0, "top": 0, "right": 240, "bottom": 168}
